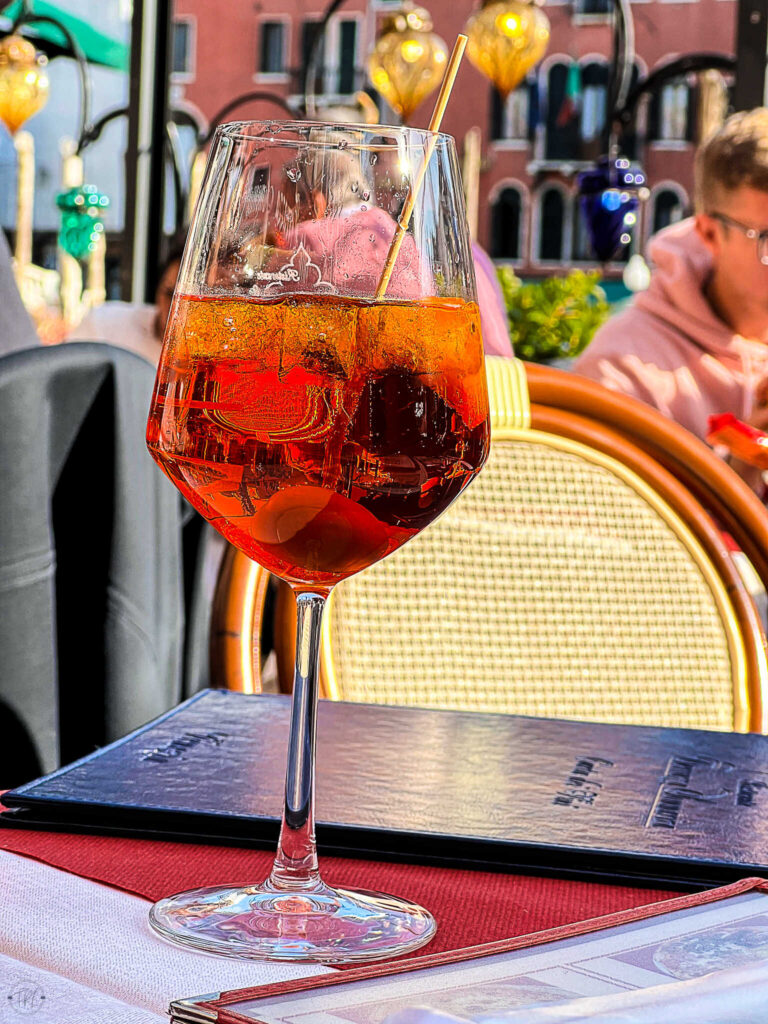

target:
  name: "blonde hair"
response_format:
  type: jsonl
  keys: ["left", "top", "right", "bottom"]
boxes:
{"left": 694, "top": 108, "right": 768, "bottom": 211}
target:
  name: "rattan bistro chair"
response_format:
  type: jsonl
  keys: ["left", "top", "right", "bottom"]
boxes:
{"left": 211, "top": 357, "right": 768, "bottom": 733}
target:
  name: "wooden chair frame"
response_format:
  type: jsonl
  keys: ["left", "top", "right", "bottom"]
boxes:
{"left": 209, "top": 545, "right": 269, "bottom": 695}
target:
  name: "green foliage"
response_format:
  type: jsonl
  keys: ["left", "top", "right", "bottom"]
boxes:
{"left": 496, "top": 267, "right": 610, "bottom": 363}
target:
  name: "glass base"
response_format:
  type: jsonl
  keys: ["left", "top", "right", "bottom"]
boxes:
{"left": 148, "top": 881, "right": 437, "bottom": 963}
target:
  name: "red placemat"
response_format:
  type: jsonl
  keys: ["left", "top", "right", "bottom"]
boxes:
{"left": 0, "top": 824, "right": 678, "bottom": 960}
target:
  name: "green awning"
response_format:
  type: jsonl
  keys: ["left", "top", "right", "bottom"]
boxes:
{"left": 1, "top": 1, "right": 129, "bottom": 71}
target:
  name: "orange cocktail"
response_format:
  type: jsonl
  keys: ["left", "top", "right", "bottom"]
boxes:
{"left": 148, "top": 292, "right": 489, "bottom": 589}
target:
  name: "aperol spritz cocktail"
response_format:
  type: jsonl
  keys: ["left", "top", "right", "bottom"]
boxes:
{"left": 146, "top": 122, "right": 489, "bottom": 963}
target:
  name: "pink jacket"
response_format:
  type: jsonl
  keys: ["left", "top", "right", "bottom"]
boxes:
{"left": 574, "top": 218, "right": 768, "bottom": 440}
{"left": 472, "top": 243, "right": 515, "bottom": 358}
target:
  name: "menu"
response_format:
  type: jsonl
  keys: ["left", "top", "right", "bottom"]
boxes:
{"left": 5, "top": 689, "right": 768, "bottom": 886}
{"left": 169, "top": 880, "right": 768, "bottom": 1024}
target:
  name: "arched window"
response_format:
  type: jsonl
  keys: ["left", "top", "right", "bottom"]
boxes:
{"left": 572, "top": 199, "right": 591, "bottom": 261}
{"left": 490, "top": 82, "right": 532, "bottom": 141}
{"left": 580, "top": 62, "right": 608, "bottom": 144}
{"left": 649, "top": 77, "right": 693, "bottom": 142}
{"left": 652, "top": 189, "right": 686, "bottom": 233}
{"left": 545, "top": 62, "right": 580, "bottom": 160}
{"left": 490, "top": 187, "right": 522, "bottom": 259}
{"left": 538, "top": 188, "right": 565, "bottom": 261}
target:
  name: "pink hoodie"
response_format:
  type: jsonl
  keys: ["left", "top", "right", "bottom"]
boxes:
{"left": 574, "top": 218, "right": 768, "bottom": 440}
{"left": 472, "top": 242, "right": 515, "bottom": 358}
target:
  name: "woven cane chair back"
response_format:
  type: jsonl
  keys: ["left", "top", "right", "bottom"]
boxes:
{"left": 527, "top": 362, "right": 768, "bottom": 589}
{"left": 211, "top": 358, "right": 768, "bottom": 731}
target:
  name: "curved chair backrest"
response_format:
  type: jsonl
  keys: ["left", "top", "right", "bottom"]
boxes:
{"left": 526, "top": 362, "right": 768, "bottom": 589}
{"left": 0, "top": 342, "right": 187, "bottom": 784}
{"left": 212, "top": 357, "right": 768, "bottom": 732}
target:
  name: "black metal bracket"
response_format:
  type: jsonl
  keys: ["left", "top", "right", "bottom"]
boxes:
{"left": 615, "top": 52, "right": 737, "bottom": 132}
{"left": 200, "top": 91, "right": 298, "bottom": 146}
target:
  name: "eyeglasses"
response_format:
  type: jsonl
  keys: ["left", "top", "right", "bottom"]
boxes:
{"left": 708, "top": 211, "right": 768, "bottom": 265}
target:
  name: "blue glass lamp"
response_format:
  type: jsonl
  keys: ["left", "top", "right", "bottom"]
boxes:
{"left": 577, "top": 156, "right": 647, "bottom": 263}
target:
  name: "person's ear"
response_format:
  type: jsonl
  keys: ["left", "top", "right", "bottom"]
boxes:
{"left": 695, "top": 212, "right": 720, "bottom": 256}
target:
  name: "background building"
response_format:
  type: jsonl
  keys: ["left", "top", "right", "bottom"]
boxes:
{"left": 0, "top": 0, "right": 741, "bottom": 295}
{"left": 170, "top": 0, "right": 738, "bottom": 277}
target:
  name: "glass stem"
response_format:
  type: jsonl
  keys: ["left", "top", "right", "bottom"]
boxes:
{"left": 268, "top": 590, "right": 328, "bottom": 892}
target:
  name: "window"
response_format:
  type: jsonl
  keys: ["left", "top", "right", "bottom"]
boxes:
{"left": 571, "top": 199, "right": 591, "bottom": 261}
{"left": 171, "top": 20, "right": 192, "bottom": 77}
{"left": 302, "top": 20, "right": 325, "bottom": 95}
{"left": 491, "top": 188, "right": 523, "bottom": 259}
{"left": 652, "top": 189, "right": 686, "bottom": 233}
{"left": 545, "top": 63, "right": 580, "bottom": 161}
{"left": 302, "top": 18, "right": 358, "bottom": 96}
{"left": 336, "top": 19, "right": 357, "bottom": 94}
{"left": 491, "top": 82, "right": 536, "bottom": 142}
{"left": 661, "top": 83, "right": 689, "bottom": 140}
{"left": 621, "top": 64, "right": 643, "bottom": 160}
{"left": 574, "top": 0, "right": 611, "bottom": 13}
{"left": 538, "top": 188, "right": 565, "bottom": 260}
{"left": 580, "top": 63, "right": 608, "bottom": 143}
{"left": 258, "top": 21, "right": 285, "bottom": 75}
{"left": 649, "top": 79, "right": 692, "bottom": 142}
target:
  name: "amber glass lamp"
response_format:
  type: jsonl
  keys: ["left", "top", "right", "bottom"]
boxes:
{"left": 368, "top": 3, "right": 448, "bottom": 123}
{"left": 465, "top": 0, "right": 550, "bottom": 98}
{"left": 0, "top": 34, "right": 49, "bottom": 134}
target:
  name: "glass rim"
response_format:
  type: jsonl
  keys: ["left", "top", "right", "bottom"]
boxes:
{"left": 214, "top": 119, "right": 454, "bottom": 149}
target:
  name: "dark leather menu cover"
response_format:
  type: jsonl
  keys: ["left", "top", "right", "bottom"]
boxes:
{"left": 4, "top": 689, "right": 768, "bottom": 887}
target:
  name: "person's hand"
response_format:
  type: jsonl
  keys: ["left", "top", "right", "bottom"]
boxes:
{"left": 728, "top": 405, "right": 768, "bottom": 494}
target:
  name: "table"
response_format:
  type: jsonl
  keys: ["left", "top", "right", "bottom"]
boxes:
{"left": 0, "top": 848, "right": 330, "bottom": 1023}
{"left": 0, "top": 821, "right": 679, "bottom": 1020}
{"left": 0, "top": 823, "right": 677, "bottom": 959}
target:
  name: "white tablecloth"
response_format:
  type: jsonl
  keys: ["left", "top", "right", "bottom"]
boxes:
{"left": 0, "top": 849, "right": 332, "bottom": 1021}
{"left": 5, "top": 847, "right": 768, "bottom": 1024}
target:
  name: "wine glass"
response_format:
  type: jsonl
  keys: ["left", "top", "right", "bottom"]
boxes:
{"left": 145, "top": 120, "right": 490, "bottom": 963}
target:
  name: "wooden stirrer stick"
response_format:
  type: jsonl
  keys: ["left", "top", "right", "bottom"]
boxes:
{"left": 374, "top": 34, "right": 468, "bottom": 301}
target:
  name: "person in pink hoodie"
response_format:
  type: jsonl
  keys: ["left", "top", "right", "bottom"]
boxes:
{"left": 472, "top": 241, "right": 515, "bottom": 358}
{"left": 575, "top": 109, "right": 768, "bottom": 448}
